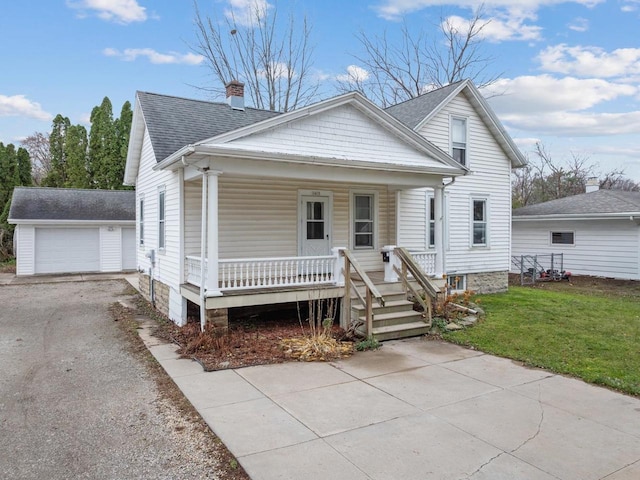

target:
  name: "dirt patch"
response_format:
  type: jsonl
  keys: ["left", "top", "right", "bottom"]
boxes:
{"left": 111, "top": 300, "right": 250, "bottom": 480}
{"left": 509, "top": 273, "right": 640, "bottom": 299}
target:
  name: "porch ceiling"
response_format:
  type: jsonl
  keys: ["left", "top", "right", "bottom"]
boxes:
{"left": 177, "top": 148, "right": 460, "bottom": 189}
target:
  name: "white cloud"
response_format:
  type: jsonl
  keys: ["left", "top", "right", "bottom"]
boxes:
{"left": 67, "top": 0, "right": 147, "bottom": 24}
{"left": 513, "top": 137, "right": 542, "bottom": 148}
{"left": 621, "top": 0, "right": 640, "bottom": 12}
{"left": 501, "top": 110, "right": 640, "bottom": 136}
{"left": 103, "top": 48, "right": 204, "bottom": 65}
{"left": 336, "top": 65, "right": 370, "bottom": 82}
{"left": 0, "top": 94, "right": 52, "bottom": 121}
{"left": 224, "top": 0, "right": 271, "bottom": 27}
{"left": 373, "top": 1, "right": 604, "bottom": 21}
{"left": 483, "top": 75, "right": 636, "bottom": 114}
{"left": 568, "top": 16, "right": 589, "bottom": 31}
{"left": 444, "top": 13, "right": 542, "bottom": 42}
{"left": 538, "top": 44, "right": 640, "bottom": 78}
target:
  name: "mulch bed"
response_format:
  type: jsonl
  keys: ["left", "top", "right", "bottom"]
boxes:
{"left": 153, "top": 311, "right": 353, "bottom": 371}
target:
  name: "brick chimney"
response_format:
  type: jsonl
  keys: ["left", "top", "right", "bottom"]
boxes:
{"left": 225, "top": 80, "right": 245, "bottom": 111}
{"left": 586, "top": 177, "right": 599, "bottom": 193}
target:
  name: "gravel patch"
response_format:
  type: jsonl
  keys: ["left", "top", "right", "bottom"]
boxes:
{"left": 0, "top": 280, "right": 227, "bottom": 480}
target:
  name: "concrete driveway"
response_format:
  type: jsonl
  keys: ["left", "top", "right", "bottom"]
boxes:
{"left": 146, "top": 336, "right": 640, "bottom": 480}
{"left": 0, "top": 279, "right": 221, "bottom": 479}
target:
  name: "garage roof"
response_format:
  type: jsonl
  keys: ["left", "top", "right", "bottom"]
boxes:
{"left": 513, "top": 189, "right": 640, "bottom": 217}
{"left": 8, "top": 187, "right": 135, "bottom": 222}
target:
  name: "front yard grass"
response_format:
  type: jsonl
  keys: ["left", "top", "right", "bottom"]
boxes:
{"left": 443, "top": 284, "right": 640, "bottom": 396}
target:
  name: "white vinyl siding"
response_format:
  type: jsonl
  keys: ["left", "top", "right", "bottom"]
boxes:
{"left": 224, "top": 104, "right": 446, "bottom": 170}
{"left": 134, "top": 127, "right": 182, "bottom": 290}
{"left": 416, "top": 92, "right": 512, "bottom": 274}
{"left": 512, "top": 219, "right": 640, "bottom": 280}
{"left": 14, "top": 225, "right": 35, "bottom": 275}
{"left": 183, "top": 175, "right": 395, "bottom": 273}
{"left": 122, "top": 227, "right": 136, "bottom": 270}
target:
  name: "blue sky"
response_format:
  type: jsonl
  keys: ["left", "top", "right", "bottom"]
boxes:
{"left": 1, "top": 0, "right": 640, "bottom": 181}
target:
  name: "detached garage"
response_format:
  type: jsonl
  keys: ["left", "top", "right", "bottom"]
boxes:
{"left": 8, "top": 187, "right": 136, "bottom": 276}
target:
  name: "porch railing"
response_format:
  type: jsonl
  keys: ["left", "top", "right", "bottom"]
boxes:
{"left": 185, "top": 254, "right": 335, "bottom": 290}
{"left": 410, "top": 251, "right": 436, "bottom": 276}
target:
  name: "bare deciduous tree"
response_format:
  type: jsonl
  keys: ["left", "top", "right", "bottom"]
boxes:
{"left": 338, "top": 6, "right": 500, "bottom": 107}
{"left": 191, "top": 0, "right": 318, "bottom": 112}
{"left": 21, "top": 132, "right": 51, "bottom": 185}
{"left": 512, "top": 142, "right": 640, "bottom": 207}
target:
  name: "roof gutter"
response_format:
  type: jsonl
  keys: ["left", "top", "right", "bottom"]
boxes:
{"left": 153, "top": 145, "right": 196, "bottom": 171}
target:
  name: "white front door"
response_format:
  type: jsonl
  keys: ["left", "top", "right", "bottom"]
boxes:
{"left": 300, "top": 194, "right": 331, "bottom": 256}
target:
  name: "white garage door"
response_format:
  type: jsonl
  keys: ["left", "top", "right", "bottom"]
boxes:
{"left": 35, "top": 228, "right": 100, "bottom": 274}
{"left": 121, "top": 227, "right": 136, "bottom": 270}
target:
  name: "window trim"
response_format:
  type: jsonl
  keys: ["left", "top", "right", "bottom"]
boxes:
{"left": 450, "top": 115, "right": 468, "bottom": 167}
{"left": 550, "top": 231, "right": 575, "bottom": 246}
{"left": 470, "top": 196, "right": 489, "bottom": 248}
{"left": 427, "top": 195, "right": 435, "bottom": 249}
{"left": 138, "top": 195, "right": 145, "bottom": 247}
{"left": 158, "top": 187, "right": 166, "bottom": 251}
{"left": 447, "top": 274, "right": 466, "bottom": 293}
{"left": 350, "top": 190, "right": 378, "bottom": 251}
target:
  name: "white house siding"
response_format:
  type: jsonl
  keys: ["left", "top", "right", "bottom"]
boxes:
{"left": 416, "top": 93, "right": 512, "bottom": 276}
{"left": 135, "top": 127, "right": 184, "bottom": 323}
{"left": 14, "top": 225, "right": 35, "bottom": 276}
{"left": 224, "top": 104, "right": 445, "bottom": 169}
{"left": 398, "top": 189, "right": 428, "bottom": 250}
{"left": 183, "top": 175, "right": 396, "bottom": 273}
{"left": 100, "top": 226, "right": 122, "bottom": 272}
{"left": 512, "top": 219, "right": 640, "bottom": 280}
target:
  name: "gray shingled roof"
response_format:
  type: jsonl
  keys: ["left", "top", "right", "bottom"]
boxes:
{"left": 137, "top": 91, "right": 281, "bottom": 162}
{"left": 384, "top": 81, "right": 465, "bottom": 129}
{"left": 513, "top": 189, "right": 640, "bottom": 217}
{"left": 8, "top": 187, "right": 135, "bottom": 222}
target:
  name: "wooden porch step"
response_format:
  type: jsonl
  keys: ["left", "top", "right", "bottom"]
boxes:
{"left": 352, "top": 299, "right": 413, "bottom": 315}
{"left": 372, "top": 321, "right": 432, "bottom": 341}
{"left": 359, "top": 309, "right": 426, "bottom": 328}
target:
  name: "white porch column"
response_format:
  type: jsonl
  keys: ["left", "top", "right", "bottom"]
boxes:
{"left": 332, "top": 247, "right": 346, "bottom": 286}
{"left": 434, "top": 185, "right": 445, "bottom": 278}
{"left": 205, "top": 171, "right": 222, "bottom": 296}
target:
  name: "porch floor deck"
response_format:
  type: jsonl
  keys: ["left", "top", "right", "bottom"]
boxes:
{"left": 180, "top": 271, "right": 388, "bottom": 310}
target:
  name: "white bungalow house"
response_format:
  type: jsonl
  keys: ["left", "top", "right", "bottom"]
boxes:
{"left": 124, "top": 80, "right": 525, "bottom": 340}
{"left": 512, "top": 184, "right": 640, "bottom": 280}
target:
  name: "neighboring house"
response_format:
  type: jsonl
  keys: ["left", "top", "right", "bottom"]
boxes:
{"left": 124, "top": 79, "right": 524, "bottom": 338}
{"left": 512, "top": 186, "right": 640, "bottom": 280}
{"left": 9, "top": 187, "right": 136, "bottom": 275}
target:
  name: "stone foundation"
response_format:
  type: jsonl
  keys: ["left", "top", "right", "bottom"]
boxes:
{"left": 206, "top": 308, "right": 229, "bottom": 329}
{"left": 466, "top": 270, "right": 508, "bottom": 294}
{"left": 137, "top": 272, "right": 171, "bottom": 317}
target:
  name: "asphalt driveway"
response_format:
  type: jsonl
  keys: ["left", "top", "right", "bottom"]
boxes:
{"left": 146, "top": 336, "right": 640, "bottom": 480}
{"left": 0, "top": 280, "right": 221, "bottom": 479}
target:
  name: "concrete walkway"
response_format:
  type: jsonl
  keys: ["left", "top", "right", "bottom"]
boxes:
{"left": 0, "top": 271, "right": 138, "bottom": 287}
{"left": 139, "top": 330, "right": 640, "bottom": 480}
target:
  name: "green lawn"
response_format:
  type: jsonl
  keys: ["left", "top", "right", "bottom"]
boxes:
{"left": 444, "top": 285, "right": 640, "bottom": 396}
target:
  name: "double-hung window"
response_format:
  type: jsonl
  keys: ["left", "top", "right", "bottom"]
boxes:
{"left": 428, "top": 196, "right": 435, "bottom": 248}
{"left": 139, "top": 197, "right": 145, "bottom": 246}
{"left": 452, "top": 117, "right": 467, "bottom": 166}
{"left": 353, "top": 193, "right": 374, "bottom": 249}
{"left": 472, "top": 198, "right": 487, "bottom": 246}
{"left": 158, "top": 189, "right": 166, "bottom": 250}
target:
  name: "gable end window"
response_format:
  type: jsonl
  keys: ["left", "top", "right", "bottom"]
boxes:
{"left": 452, "top": 117, "right": 467, "bottom": 166}
{"left": 158, "top": 189, "right": 166, "bottom": 250}
{"left": 139, "top": 197, "right": 144, "bottom": 246}
{"left": 472, "top": 198, "right": 487, "bottom": 246}
{"left": 551, "top": 232, "right": 574, "bottom": 245}
{"left": 353, "top": 193, "right": 375, "bottom": 249}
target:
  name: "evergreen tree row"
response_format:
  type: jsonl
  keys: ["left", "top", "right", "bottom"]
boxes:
{"left": 43, "top": 97, "right": 132, "bottom": 190}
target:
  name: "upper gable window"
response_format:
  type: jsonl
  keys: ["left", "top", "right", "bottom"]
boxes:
{"left": 451, "top": 117, "right": 467, "bottom": 166}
